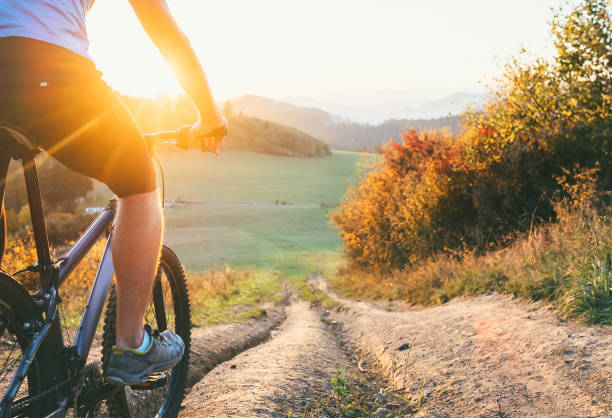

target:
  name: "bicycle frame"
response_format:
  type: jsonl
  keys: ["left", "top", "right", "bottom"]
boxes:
{"left": 0, "top": 145, "right": 117, "bottom": 417}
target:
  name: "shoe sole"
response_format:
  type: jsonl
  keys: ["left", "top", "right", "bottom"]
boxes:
{"left": 105, "top": 355, "right": 183, "bottom": 386}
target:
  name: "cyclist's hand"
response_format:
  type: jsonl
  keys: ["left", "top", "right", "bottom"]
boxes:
{"left": 188, "top": 111, "right": 228, "bottom": 153}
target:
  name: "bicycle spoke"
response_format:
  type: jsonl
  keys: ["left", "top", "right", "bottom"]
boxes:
{"left": 152, "top": 275, "right": 167, "bottom": 332}
{"left": 0, "top": 341, "right": 18, "bottom": 380}
{"left": 58, "top": 301, "right": 73, "bottom": 346}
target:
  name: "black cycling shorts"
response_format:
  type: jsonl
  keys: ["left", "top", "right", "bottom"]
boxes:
{"left": 0, "top": 37, "right": 156, "bottom": 198}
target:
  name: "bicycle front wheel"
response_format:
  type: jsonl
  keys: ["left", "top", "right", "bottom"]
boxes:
{"left": 102, "top": 245, "right": 191, "bottom": 418}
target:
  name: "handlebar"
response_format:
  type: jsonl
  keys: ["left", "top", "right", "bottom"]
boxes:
{"left": 143, "top": 125, "right": 228, "bottom": 153}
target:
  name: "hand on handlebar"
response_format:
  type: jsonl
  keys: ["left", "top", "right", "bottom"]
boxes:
{"left": 189, "top": 112, "right": 228, "bottom": 153}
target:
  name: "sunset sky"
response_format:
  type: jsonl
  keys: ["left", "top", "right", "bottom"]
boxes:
{"left": 87, "top": 0, "right": 569, "bottom": 106}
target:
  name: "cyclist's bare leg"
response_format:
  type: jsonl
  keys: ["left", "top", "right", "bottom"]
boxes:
{"left": 112, "top": 190, "right": 163, "bottom": 349}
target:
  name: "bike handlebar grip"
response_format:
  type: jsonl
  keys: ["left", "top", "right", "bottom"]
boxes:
{"left": 176, "top": 125, "right": 192, "bottom": 150}
{"left": 199, "top": 126, "right": 228, "bottom": 153}
{"left": 205, "top": 126, "right": 229, "bottom": 138}
{"left": 175, "top": 125, "right": 228, "bottom": 151}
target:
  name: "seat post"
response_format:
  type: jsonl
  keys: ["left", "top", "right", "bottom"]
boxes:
{"left": 21, "top": 153, "right": 53, "bottom": 272}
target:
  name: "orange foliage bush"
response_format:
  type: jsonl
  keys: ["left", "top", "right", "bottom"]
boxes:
{"left": 331, "top": 129, "right": 474, "bottom": 272}
{"left": 1, "top": 234, "right": 106, "bottom": 326}
{"left": 332, "top": 0, "right": 611, "bottom": 273}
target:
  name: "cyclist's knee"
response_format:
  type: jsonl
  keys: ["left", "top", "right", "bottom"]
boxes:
{"left": 106, "top": 156, "right": 157, "bottom": 199}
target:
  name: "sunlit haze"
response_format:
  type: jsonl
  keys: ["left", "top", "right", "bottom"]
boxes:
{"left": 88, "top": 0, "right": 567, "bottom": 107}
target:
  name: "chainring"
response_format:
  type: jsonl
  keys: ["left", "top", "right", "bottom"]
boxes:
{"left": 74, "top": 363, "right": 104, "bottom": 417}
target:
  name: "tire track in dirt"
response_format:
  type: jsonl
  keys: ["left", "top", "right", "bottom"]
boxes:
{"left": 181, "top": 300, "right": 350, "bottom": 417}
{"left": 186, "top": 309, "right": 285, "bottom": 389}
{"left": 314, "top": 276, "right": 611, "bottom": 417}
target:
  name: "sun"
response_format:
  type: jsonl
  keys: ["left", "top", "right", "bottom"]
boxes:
{"left": 87, "top": 1, "right": 181, "bottom": 98}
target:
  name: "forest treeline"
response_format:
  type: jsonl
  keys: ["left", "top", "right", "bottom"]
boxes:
{"left": 331, "top": 0, "right": 611, "bottom": 323}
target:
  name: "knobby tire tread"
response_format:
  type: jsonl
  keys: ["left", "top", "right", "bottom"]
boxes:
{"left": 102, "top": 245, "right": 191, "bottom": 418}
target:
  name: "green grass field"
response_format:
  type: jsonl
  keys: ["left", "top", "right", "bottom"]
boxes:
{"left": 91, "top": 150, "right": 373, "bottom": 323}
{"left": 157, "top": 150, "right": 372, "bottom": 273}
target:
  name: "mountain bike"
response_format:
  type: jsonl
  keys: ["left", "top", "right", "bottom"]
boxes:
{"left": 0, "top": 124, "right": 219, "bottom": 417}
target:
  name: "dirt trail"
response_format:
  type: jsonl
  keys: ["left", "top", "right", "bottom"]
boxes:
{"left": 182, "top": 300, "right": 350, "bottom": 417}
{"left": 187, "top": 309, "right": 285, "bottom": 388}
{"left": 314, "top": 276, "right": 611, "bottom": 417}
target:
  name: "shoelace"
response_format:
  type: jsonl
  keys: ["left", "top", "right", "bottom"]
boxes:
{"left": 151, "top": 328, "right": 166, "bottom": 342}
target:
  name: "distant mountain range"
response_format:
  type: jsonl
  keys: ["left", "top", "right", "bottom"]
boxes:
{"left": 229, "top": 94, "right": 481, "bottom": 151}
{"left": 282, "top": 92, "right": 485, "bottom": 124}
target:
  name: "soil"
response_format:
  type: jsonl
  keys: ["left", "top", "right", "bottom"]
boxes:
{"left": 182, "top": 299, "right": 352, "bottom": 417}
{"left": 178, "top": 275, "right": 611, "bottom": 416}
{"left": 313, "top": 275, "right": 612, "bottom": 417}
{"left": 186, "top": 308, "right": 285, "bottom": 389}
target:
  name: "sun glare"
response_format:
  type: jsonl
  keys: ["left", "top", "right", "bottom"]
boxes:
{"left": 87, "top": 0, "right": 565, "bottom": 104}
{"left": 87, "top": 1, "right": 181, "bottom": 98}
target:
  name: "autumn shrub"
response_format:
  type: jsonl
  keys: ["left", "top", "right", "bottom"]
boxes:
{"left": 331, "top": 129, "right": 473, "bottom": 272}
{"left": 333, "top": 196, "right": 612, "bottom": 324}
{"left": 332, "top": 0, "right": 611, "bottom": 272}
{"left": 1, "top": 234, "right": 105, "bottom": 327}
{"left": 4, "top": 205, "right": 31, "bottom": 237}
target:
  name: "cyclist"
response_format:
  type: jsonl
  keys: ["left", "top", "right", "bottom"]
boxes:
{"left": 0, "top": 0, "right": 227, "bottom": 385}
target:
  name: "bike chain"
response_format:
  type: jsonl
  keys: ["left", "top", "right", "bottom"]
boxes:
{"left": 10, "top": 373, "right": 74, "bottom": 413}
{"left": 11, "top": 364, "right": 122, "bottom": 415}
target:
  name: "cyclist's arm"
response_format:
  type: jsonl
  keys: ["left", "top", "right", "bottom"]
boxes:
{"left": 128, "top": 0, "right": 223, "bottom": 126}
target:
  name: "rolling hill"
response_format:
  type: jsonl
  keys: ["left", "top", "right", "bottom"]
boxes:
{"left": 119, "top": 94, "right": 330, "bottom": 157}
{"left": 222, "top": 114, "right": 331, "bottom": 157}
{"left": 230, "top": 95, "right": 466, "bottom": 151}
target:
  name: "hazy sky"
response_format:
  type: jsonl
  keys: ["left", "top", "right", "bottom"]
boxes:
{"left": 88, "top": 0, "right": 568, "bottom": 106}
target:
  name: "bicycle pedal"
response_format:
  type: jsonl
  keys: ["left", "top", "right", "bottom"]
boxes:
{"left": 130, "top": 372, "right": 168, "bottom": 390}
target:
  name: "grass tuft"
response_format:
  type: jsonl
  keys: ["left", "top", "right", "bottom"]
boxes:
{"left": 189, "top": 268, "right": 284, "bottom": 326}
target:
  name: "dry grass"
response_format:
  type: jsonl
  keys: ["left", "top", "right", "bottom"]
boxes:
{"left": 333, "top": 203, "right": 612, "bottom": 324}
{"left": 1, "top": 234, "right": 281, "bottom": 327}
{"left": 1, "top": 233, "right": 106, "bottom": 327}
{"left": 188, "top": 267, "right": 248, "bottom": 305}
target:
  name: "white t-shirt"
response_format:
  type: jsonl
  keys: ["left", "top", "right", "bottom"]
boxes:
{"left": 0, "top": 0, "right": 94, "bottom": 60}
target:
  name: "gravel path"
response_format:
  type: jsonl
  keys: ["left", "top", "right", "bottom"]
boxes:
{"left": 182, "top": 300, "right": 350, "bottom": 417}
{"left": 313, "top": 276, "right": 612, "bottom": 417}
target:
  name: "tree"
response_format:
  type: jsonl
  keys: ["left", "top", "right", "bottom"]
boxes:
{"left": 38, "top": 158, "right": 93, "bottom": 212}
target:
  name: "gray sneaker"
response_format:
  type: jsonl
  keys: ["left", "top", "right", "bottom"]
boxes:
{"left": 106, "top": 324, "right": 185, "bottom": 386}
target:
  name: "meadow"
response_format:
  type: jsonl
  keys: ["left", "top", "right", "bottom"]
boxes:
{"left": 157, "top": 150, "right": 371, "bottom": 272}
{"left": 90, "top": 150, "right": 374, "bottom": 324}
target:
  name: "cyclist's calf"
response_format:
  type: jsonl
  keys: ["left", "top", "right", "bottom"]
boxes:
{"left": 112, "top": 190, "right": 164, "bottom": 349}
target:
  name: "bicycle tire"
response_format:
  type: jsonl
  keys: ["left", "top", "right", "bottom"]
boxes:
{"left": 0, "top": 272, "right": 66, "bottom": 416}
{"left": 102, "top": 245, "right": 191, "bottom": 418}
